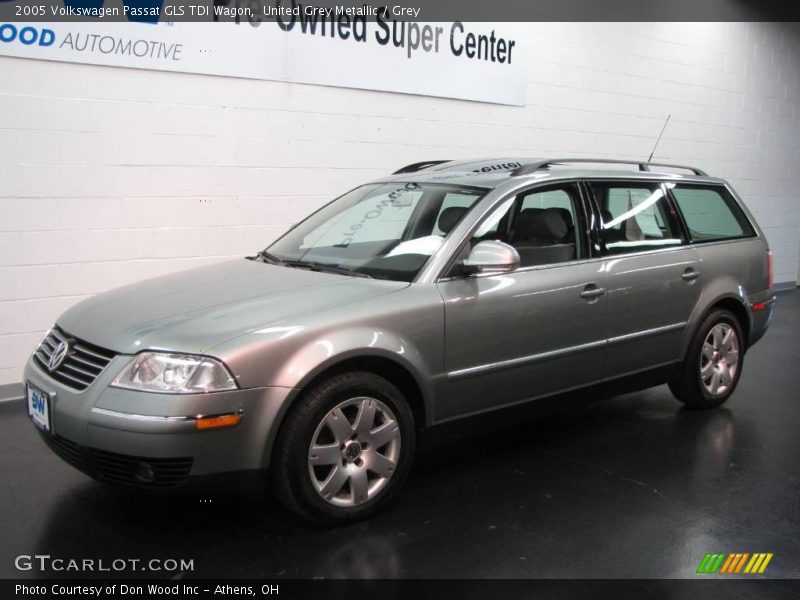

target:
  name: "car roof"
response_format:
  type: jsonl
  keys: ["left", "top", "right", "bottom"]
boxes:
{"left": 374, "top": 158, "right": 726, "bottom": 189}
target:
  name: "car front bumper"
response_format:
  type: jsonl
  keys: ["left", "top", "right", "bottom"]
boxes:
{"left": 23, "top": 356, "right": 294, "bottom": 487}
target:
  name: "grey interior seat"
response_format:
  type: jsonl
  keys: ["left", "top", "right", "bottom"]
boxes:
{"left": 514, "top": 208, "right": 576, "bottom": 266}
{"left": 511, "top": 208, "right": 543, "bottom": 243}
{"left": 437, "top": 206, "right": 468, "bottom": 235}
{"left": 550, "top": 207, "right": 576, "bottom": 243}
{"left": 601, "top": 209, "right": 627, "bottom": 242}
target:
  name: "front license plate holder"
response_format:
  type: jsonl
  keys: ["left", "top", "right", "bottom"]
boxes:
{"left": 27, "top": 382, "right": 53, "bottom": 433}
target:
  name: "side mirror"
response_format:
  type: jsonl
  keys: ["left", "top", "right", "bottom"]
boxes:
{"left": 462, "top": 240, "right": 520, "bottom": 275}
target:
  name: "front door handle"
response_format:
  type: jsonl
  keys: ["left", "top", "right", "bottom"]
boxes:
{"left": 580, "top": 284, "right": 607, "bottom": 300}
{"left": 682, "top": 268, "right": 701, "bottom": 282}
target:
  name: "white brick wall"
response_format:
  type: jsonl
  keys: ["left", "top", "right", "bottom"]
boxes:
{"left": 1, "top": 22, "right": 799, "bottom": 387}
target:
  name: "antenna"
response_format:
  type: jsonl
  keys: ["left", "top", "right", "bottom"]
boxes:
{"left": 647, "top": 114, "right": 671, "bottom": 163}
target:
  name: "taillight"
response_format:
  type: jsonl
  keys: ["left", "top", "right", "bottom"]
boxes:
{"left": 767, "top": 249, "right": 773, "bottom": 289}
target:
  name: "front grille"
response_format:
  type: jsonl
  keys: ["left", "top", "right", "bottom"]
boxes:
{"left": 33, "top": 327, "right": 117, "bottom": 391}
{"left": 38, "top": 432, "right": 194, "bottom": 488}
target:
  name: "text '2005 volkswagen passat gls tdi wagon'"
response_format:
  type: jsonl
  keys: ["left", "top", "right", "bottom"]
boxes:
{"left": 25, "top": 158, "right": 775, "bottom": 523}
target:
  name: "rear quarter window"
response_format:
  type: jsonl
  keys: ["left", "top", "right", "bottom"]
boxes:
{"left": 671, "top": 184, "right": 755, "bottom": 242}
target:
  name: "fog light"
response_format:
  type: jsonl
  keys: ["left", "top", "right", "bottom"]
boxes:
{"left": 134, "top": 462, "right": 156, "bottom": 483}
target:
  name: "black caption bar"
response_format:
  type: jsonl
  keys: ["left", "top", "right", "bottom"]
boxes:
{"left": 6, "top": 579, "right": 800, "bottom": 600}
{"left": 1, "top": 0, "right": 800, "bottom": 23}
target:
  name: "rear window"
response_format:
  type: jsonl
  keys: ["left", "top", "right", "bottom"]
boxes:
{"left": 670, "top": 184, "right": 755, "bottom": 242}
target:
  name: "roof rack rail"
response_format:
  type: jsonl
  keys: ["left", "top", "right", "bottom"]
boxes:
{"left": 511, "top": 158, "right": 707, "bottom": 177}
{"left": 393, "top": 160, "right": 451, "bottom": 175}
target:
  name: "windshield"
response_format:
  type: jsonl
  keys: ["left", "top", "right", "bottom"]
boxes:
{"left": 263, "top": 182, "right": 487, "bottom": 281}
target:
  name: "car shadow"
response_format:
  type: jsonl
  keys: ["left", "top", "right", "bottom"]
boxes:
{"left": 22, "top": 385, "right": 746, "bottom": 579}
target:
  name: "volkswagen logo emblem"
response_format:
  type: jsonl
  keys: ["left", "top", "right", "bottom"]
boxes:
{"left": 48, "top": 341, "right": 70, "bottom": 372}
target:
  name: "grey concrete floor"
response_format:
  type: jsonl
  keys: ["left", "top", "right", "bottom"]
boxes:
{"left": 1, "top": 291, "right": 798, "bottom": 579}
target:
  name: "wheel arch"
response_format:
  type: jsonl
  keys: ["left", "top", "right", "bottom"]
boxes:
{"left": 292, "top": 353, "right": 430, "bottom": 432}
{"left": 709, "top": 297, "right": 751, "bottom": 347}
{"left": 261, "top": 347, "right": 436, "bottom": 469}
{"left": 683, "top": 287, "right": 752, "bottom": 361}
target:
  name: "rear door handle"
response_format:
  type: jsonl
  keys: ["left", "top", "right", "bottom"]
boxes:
{"left": 682, "top": 268, "right": 701, "bottom": 282}
{"left": 580, "top": 284, "right": 607, "bottom": 300}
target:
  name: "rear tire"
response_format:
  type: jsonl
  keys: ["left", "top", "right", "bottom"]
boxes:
{"left": 273, "top": 371, "right": 415, "bottom": 524}
{"left": 669, "top": 308, "right": 744, "bottom": 409}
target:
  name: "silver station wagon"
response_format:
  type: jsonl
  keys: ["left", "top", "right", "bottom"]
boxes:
{"left": 25, "top": 158, "right": 775, "bottom": 523}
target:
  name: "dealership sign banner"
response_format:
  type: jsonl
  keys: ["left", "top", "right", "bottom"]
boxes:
{"left": 0, "top": 2, "right": 526, "bottom": 106}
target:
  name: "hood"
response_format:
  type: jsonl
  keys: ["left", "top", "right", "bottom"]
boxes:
{"left": 57, "top": 259, "right": 407, "bottom": 355}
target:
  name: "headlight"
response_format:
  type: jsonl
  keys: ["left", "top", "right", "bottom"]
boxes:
{"left": 111, "top": 352, "right": 238, "bottom": 394}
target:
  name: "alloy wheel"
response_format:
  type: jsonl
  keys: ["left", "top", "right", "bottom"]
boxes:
{"left": 700, "top": 322, "right": 740, "bottom": 396}
{"left": 308, "top": 396, "right": 401, "bottom": 507}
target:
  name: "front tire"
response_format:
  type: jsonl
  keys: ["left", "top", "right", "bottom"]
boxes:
{"left": 273, "top": 371, "right": 415, "bottom": 524}
{"left": 669, "top": 309, "right": 744, "bottom": 409}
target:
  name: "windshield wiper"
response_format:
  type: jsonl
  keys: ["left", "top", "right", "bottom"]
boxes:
{"left": 248, "top": 250, "right": 285, "bottom": 265}
{"left": 282, "top": 260, "right": 373, "bottom": 279}
{"left": 249, "top": 252, "right": 372, "bottom": 278}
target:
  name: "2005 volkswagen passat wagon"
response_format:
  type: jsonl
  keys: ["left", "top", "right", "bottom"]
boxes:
{"left": 25, "top": 158, "right": 775, "bottom": 523}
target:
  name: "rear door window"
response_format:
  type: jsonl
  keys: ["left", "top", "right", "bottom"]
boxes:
{"left": 589, "top": 182, "right": 683, "bottom": 255}
{"left": 670, "top": 184, "right": 755, "bottom": 242}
